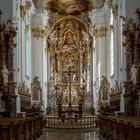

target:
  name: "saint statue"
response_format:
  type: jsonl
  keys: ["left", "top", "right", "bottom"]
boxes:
{"left": 82, "top": 69, "right": 86, "bottom": 82}
{"left": 63, "top": 87, "right": 68, "bottom": 104}
{"left": 73, "top": 73, "right": 76, "bottom": 81}
{"left": 130, "top": 65, "right": 138, "bottom": 85}
{"left": 2, "top": 65, "right": 9, "bottom": 85}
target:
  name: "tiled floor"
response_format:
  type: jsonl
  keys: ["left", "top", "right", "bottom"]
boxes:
{"left": 37, "top": 130, "right": 100, "bottom": 140}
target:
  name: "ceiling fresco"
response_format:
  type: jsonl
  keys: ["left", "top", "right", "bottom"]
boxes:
{"left": 32, "top": 0, "right": 106, "bottom": 14}
{"left": 45, "top": 0, "right": 93, "bottom": 15}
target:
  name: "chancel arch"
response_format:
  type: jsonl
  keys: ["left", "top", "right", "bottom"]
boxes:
{"left": 51, "top": 16, "right": 88, "bottom": 33}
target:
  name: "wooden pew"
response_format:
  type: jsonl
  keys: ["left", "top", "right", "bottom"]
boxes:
{"left": 132, "top": 125, "right": 140, "bottom": 140}
{"left": 99, "top": 115, "right": 140, "bottom": 140}
{"left": 0, "top": 114, "right": 43, "bottom": 140}
{"left": 0, "top": 121, "right": 11, "bottom": 140}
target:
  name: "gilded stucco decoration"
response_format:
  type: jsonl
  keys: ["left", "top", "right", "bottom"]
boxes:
{"left": 20, "top": 4, "right": 26, "bottom": 19}
{"left": 112, "top": 4, "right": 118, "bottom": 18}
{"left": 32, "top": 26, "right": 48, "bottom": 39}
{"left": 32, "top": 0, "right": 44, "bottom": 11}
{"left": 92, "top": 25, "right": 107, "bottom": 38}
{"left": 20, "top": 1, "right": 32, "bottom": 19}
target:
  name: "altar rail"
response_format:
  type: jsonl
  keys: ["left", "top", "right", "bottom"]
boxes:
{"left": 43, "top": 115, "right": 99, "bottom": 129}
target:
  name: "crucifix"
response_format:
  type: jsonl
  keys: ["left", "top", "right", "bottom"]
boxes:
{"left": 68, "top": 66, "right": 72, "bottom": 108}
{"left": 66, "top": 66, "right": 77, "bottom": 108}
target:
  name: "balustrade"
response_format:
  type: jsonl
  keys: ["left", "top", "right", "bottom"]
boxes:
{"left": 44, "top": 115, "right": 99, "bottom": 129}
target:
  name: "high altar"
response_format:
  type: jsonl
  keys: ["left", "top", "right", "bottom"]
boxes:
{"left": 46, "top": 13, "right": 93, "bottom": 113}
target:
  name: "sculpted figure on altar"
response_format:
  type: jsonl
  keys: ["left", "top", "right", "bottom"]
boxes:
{"left": 130, "top": 65, "right": 138, "bottom": 85}
{"left": 60, "top": 30, "right": 77, "bottom": 52}
{"left": 81, "top": 29, "right": 91, "bottom": 47}
{"left": 65, "top": 32, "right": 75, "bottom": 45}
{"left": 2, "top": 65, "right": 9, "bottom": 85}
{"left": 63, "top": 95, "right": 69, "bottom": 105}
{"left": 55, "top": 72, "right": 60, "bottom": 83}
{"left": 63, "top": 87, "right": 69, "bottom": 105}
{"left": 73, "top": 73, "right": 76, "bottom": 82}
{"left": 48, "top": 30, "right": 58, "bottom": 48}
{"left": 82, "top": 69, "right": 87, "bottom": 82}
{"left": 71, "top": 87, "right": 77, "bottom": 96}
{"left": 71, "top": 87, "right": 78, "bottom": 105}
{"left": 72, "top": 96, "right": 78, "bottom": 105}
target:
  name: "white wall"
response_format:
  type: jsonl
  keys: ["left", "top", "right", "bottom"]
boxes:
{"left": 126, "top": 0, "right": 140, "bottom": 19}
{"left": 0, "top": 0, "right": 13, "bottom": 20}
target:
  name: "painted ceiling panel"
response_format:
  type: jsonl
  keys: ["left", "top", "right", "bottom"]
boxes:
{"left": 45, "top": 0, "right": 93, "bottom": 14}
{"left": 32, "top": 0, "right": 106, "bottom": 14}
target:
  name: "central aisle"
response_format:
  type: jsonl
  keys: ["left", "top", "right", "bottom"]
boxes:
{"left": 37, "top": 131, "right": 100, "bottom": 140}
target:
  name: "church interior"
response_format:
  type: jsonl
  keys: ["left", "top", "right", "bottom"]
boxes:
{"left": 0, "top": 0, "right": 140, "bottom": 140}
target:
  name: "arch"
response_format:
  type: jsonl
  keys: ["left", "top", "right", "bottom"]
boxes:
{"left": 51, "top": 16, "right": 88, "bottom": 33}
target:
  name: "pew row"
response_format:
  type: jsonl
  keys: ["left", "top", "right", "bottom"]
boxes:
{"left": 99, "top": 115, "right": 140, "bottom": 140}
{"left": 0, "top": 114, "right": 43, "bottom": 140}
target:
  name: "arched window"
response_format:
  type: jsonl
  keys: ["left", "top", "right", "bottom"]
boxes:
{"left": 25, "top": 14, "right": 30, "bottom": 76}
{"left": 97, "top": 62, "right": 101, "bottom": 87}
{"left": 15, "top": 0, "right": 19, "bottom": 69}
{"left": 16, "top": 17, "right": 19, "bottom": 69}
{"left": 120, "top": 17, "right": 124, "bottom": 67}
{"left": 110, "top": 9, "right": 114, "bottom": 76}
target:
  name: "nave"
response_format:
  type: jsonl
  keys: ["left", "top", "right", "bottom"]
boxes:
{"left": 0, "top": 0, "right": 140, "bottom": 140}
